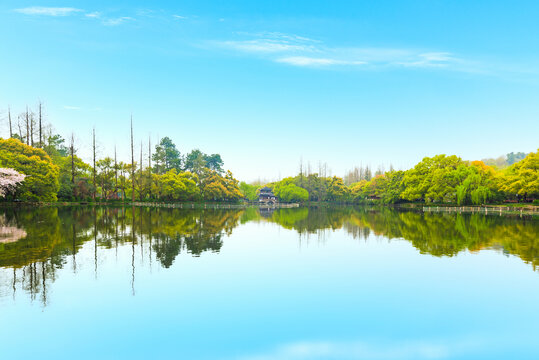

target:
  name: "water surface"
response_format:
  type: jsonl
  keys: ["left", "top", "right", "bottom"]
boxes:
{"left": 1, "top": 206, "right": 538, "bottom": 360}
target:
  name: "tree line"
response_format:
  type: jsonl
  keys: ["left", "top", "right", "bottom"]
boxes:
{"left": 1, "top": 103, "right": 537, "bottom": 205}
{"left": 0, "top": 103, "right": 243, "bottom": 202}
{"left": 252, "top": 151, "right": 538, "bottom": 205}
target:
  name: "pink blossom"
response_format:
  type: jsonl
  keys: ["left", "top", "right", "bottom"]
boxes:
{"left": 0, "top": 168, "right": 26, "bottom": 198}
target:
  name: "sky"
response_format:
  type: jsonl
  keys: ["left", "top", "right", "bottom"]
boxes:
{"left": 0, "top": 0, "right": 538, "bottom": 181}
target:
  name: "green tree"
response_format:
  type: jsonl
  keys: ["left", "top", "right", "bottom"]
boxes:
{"left": 326, "top": 176, "right": 350, "bottom": 202}
{"left": 239, "top": 182, "right": 259, "bottom": 201}
{"left": 272, "top": 178, "right": 309, "bottom": 202}
{"left": 157, "top": 169, "right": 200, "bottom": 201}
{"left": 455, "top": 161, "right": 498, "bottom": 205}
{"left": 204, "top": 153, "right": 224, "bottom": 173}
{"left": 199, "top": 169, "right": 243, "bottom": 201}
{"left": 0, "top": 138, "right": 59, "bottom": 201}
{"left": 401, "top": 154, "right": 463, "bottom": 203}
{"left": 278, "top": 183, "right": 309, "bottom": 202}
{"left": 378, "top": 170, "right": 405, "bottom": 204}
{"left": 96, "top": 157, "right": 116, "bottom": 199}
{"left": 499, "top": 150, "right": 539, "bottom": 200}
{"left": 56, "top": 155, "right": 91, "bottom": 201}
{"left": 184, "top": 150, "right": 224, "bottom": 175}
{"left": 184, "top": 149, "right": 206, "bottom": 175}
{"left": 43, "top": 134, "right": 69, "bottom": 161}
{"left": 152, "top": 137, "right": 182, "bottom": 174}
{"left": 506, "top": 152, "right": 527, "bottom": 166}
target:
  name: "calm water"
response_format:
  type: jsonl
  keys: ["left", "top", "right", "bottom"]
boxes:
{"left": 1, "top": 206, "right": 538, "bottom": 360}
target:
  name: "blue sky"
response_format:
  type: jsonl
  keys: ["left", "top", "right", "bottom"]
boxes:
{"left": 1, "top": 1, "right": 538, "bottom": 181}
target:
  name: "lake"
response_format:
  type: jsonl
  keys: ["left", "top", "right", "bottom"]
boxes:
{"left": 1, "top": 205, "right": 538, "bottom": 360}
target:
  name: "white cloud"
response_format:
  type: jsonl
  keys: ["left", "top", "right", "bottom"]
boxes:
{"left": 103, "top": 17, "right": 134, "bottom": 26}
{"left": 14, "top": 6, "right": 136, "bottom": 28}
{"left": 136, "top": 9, "right": 157, "bottom": 17}
{"left": 277, "top": 56, "right": 366, "bottom": 67}
{"left": 215, "top": 33, "right": 464, "bottom": 71}
{"left": 173, "top": 14, "right": 187, "bottom": 20}
{"left": 218, "top": 39, "right": 315, "bottom": 53}
{"left": 85, "top": 12, "right": 101, "bottom": 19}
{"left": 248, "top": 32, "right": 320, "bottom": 44}
{"left": 399, "top": 52, "right": 456, "bottom": 68}
{"left": 14, "top": 7, "right": 82, "bottom": 16}
{"left": 237, "top": 340, "right": 452, "bottom": 360}
{"left": 218, "top": 32, "right": 319, "bottom": 53}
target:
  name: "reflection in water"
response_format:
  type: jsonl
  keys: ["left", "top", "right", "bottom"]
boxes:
{"left": 0, "top": 205, "right": 537, "bottom": 306}
{"left": 0, "top": 215, "right": 27, "bottom": 244}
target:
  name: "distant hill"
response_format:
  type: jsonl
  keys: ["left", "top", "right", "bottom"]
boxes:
{"left": 481, "top": 152, "right": 528, "bottom": 169}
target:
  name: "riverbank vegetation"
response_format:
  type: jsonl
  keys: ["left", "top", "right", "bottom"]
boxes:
{"left": 0, "top": 103, "right": 537, "bottom": 205}
{"left": 0, "top": 103, "right": 245, "bottom": 202}
{"left": 1, "top": 135, "right": 537, "bottom": 205}
{"left": 264, "top": 151, "right": 538, "bottom": 205}
{"left": 0, "top": 137, "right": 244, "bottom": 202}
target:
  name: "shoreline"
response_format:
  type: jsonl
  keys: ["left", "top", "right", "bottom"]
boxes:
{"left": 0, "top": 201, "right": 537, "bottom": 215}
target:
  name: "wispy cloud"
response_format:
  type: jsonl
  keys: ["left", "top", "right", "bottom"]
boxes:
{"left": 219, "top": 39, "right": 316, "bottom": 53}
{"left": 14, "top": 7, "right": 82, "bottom": 16}
{"left": 215, "top": 32, "right": 466, "bottom": 70}
{"left": 173, "top": 14, "right": 187, "bottom": 20}
{"left": 237, "top": 339, "right": 454, "bottom": 360}
{"left": 85, "top": 11, "right": 101, "bottom": 19}
{"left": 103, "top": 17, "right": 134, "bottom": 26}
{"left": 399, "top": 52, "right": 457, "bottom": 68}
{"left": 14, "top": 6, "right": 135, "bottom": 26}
{"left": 277, "top": 56, "right": 366, "bottom": 67}
{"left": 218, "top": 32, "right": 319, "bottom": 53}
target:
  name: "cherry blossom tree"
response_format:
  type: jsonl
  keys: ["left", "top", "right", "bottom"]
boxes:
{"left": 0, "top": 168, "right": 26, "bottom": 198}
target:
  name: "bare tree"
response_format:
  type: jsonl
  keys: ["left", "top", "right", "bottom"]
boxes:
{"left": 17, "top": 113, "right": 23, "bottom": 140}
{"left": 130, "top": 116, "right": 135, "bottom": 203}
{"left": 139, "top": 141, "right": 143, "bottom": 201}
{"left": 30, "top": 111, "right": 35, "bottom": 147}
{"left": 38, "top": 102, "right": 43, "bottom": 147}
{"left": 8, "top": 106, "right": 12, "bottom": 138}
{"left": 70, "top": 133, "right": 76, "bottom": 184}
{"left": 318, "top": 161, "right": 328, "bottom": 178}
{"left": 114, "top": 145, "right": 118, "bottom": 195}
{"left": 148, "top": 136, "right": 152, "bottom": 199}
{"left": 92, "top": 127, "right": 96, "bottom": 200}
{"left": 25, "top": 106, "right": 30, "bottom": 145}
{"left": 298, "top": 157, "right": 304, "bottom": 187}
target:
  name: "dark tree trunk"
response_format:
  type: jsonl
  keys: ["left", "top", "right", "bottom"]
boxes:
{"left": 131, "top": 116, "right": 135, "bottom": 203}
{"left": 8, "top": 106, "right": 12, "bottom": 138}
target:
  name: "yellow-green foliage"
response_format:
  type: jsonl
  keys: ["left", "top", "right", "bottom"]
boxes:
{"left": 199, "top": 169, "right": 243, "bottom": 201}
{"left": 0, "top": 138, "right": 59, "bottom": 201}
{"left": 498, "top": 149, "right": 539, "bottom": 198}
{"left": 350, "top": 152, "right": 538, "bottom": 204}
{"left": 239, "top": 182, "right": 259, "bottom": 201}
{"left": 152, "top": 169, "right": 200, "bottom": 201}
{"left": 401, "top": 154, "right": 463, "bottom": 203}
{"left": 272, "top": 177, "right": 309, "bottom": 202}
{"left": 326, "top": 176, "right": 349, "bottom": 202}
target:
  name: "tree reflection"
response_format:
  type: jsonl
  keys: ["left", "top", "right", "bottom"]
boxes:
{"left": 0, "top": 206, "right": 243, "bottom": 304}
{"left": 0, "top": 205, "right": 537, "bottom": 306}
{"left": 264, "top": 206, "right": 539, "bottom": 269}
